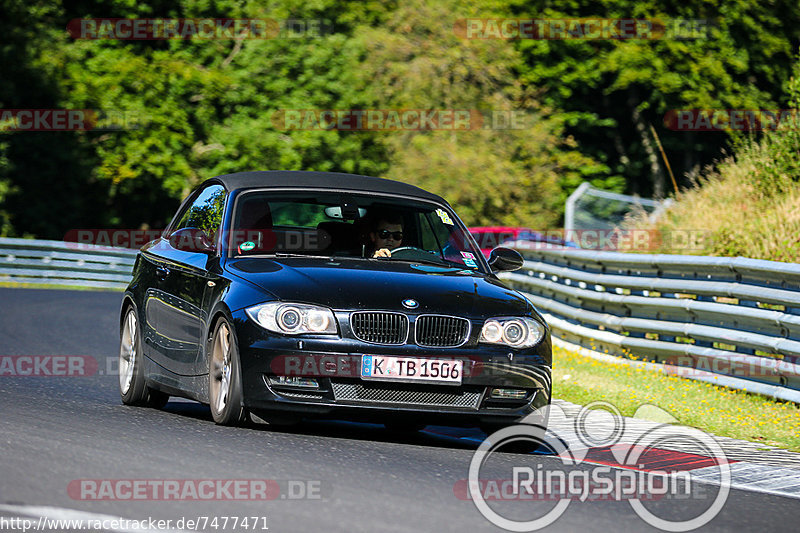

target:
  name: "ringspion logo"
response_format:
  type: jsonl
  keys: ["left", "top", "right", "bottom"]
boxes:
{"left": 466, "top": 402, "right": 731, "bottom": 531}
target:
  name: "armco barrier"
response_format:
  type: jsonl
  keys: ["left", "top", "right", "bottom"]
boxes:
{"left": 3, "top": 237, "right": 799, "bottom": 401}
{"left": 0, "top": 237, "right": 136, "bottom": 290}
{"left": 499, "top": 244, "right": 800, "bottom": 401}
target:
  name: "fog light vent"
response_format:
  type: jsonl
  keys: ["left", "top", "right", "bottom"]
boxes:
{"left": 490, "top": 388, "right": 527, "bottom": 400}
{"left": 268, "top": 376, "right": 320, "bottom": 389}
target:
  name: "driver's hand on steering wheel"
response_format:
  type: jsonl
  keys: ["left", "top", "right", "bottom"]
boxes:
{"left": 373, "top": 248, "right": 392, "bottom": 258}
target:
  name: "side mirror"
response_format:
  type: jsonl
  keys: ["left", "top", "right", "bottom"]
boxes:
{"left": 169, "top": 227, "right": 215, "bottom": 254}
{"left": 488, "top": 246, "right": 523, "bottom": 272}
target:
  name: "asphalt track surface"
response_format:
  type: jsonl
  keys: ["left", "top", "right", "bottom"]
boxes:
{"left": 1, "top": 287, "right": 799, "bottom": 532}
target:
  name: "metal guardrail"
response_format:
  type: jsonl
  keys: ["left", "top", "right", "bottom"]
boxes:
{"left": 564, "top": 182, "right": 671, "bottom": 232}
{"left": 0, "top": 237, "right": 136, "bottom": 290}
{"left": 500, "top": 244, "right": 800, "bottom": 400}
{"left": 3, "top": 237, "right": 799, "bottom": 400}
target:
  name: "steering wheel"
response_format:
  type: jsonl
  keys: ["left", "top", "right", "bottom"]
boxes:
{"left": 389, "top": 246, "right": 421, "bottom": 254}
{"left": 389, "top": 246, "right": 431, "bottom": 259}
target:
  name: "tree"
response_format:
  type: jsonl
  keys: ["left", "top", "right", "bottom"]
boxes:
{"left": 0, "top": 0, "right": 105, "bottom": 237}
{"left": 355, "top": 0, "right": 609, "bottom": 227}
{"left": 512, "top": 0, "right": 800, "bottom": 197}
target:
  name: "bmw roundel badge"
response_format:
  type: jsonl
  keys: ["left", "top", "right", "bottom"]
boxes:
{"left": 402, "top": 299, "right": 419, "bottom": 309}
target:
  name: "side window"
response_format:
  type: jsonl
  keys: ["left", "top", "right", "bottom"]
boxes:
{"left": 172, "top": 185, "right": 226, "bottom": 244}
{"left": 420, "top": 210, "right": 481, "bottom": 269}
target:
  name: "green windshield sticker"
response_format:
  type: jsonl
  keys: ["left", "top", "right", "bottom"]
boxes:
{"left": 240, "top": 241, "right": 256, "bottom": 251}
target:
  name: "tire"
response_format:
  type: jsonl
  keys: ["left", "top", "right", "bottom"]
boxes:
{"left": 479, "top": 423, "right": 545, "bottom": 454}
{"left": 480, "top": 411, "right": 550, "bottom": 435}
{"left": 208, "top": 317, "right": 249, "bottom": 425}
{"left": 250, "top": 411, "right": 300, "bottom": 427}
{"left": 146, "top": 388, "right": 170, "bottom": 409}
{"left": 480, "top": 409, "right": 551, "bottom": 454}
{"left": 119, "top": 305, "right": 169, "bottom": 408}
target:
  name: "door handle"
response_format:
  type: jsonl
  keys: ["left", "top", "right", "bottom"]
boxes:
{"left": 155, "top": 266, "right": 170, "bottom": 280}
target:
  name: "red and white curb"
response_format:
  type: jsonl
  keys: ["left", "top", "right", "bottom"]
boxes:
{"left": 427, "top": 398, "right": 800, "bottom": 501}
{"left": 549, "top": 399, "right": 800, "bottom": 500}
{"left": 690, "top": 462, "right": 800, "bottom": 499}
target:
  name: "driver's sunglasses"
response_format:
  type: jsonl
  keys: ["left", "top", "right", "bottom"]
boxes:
{"left": 378, "top": 230, "right": 403, "bottom": 240}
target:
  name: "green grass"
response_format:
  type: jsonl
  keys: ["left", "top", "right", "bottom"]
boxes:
{"left": 0, "top": 281, "right": 121, "bottom": 292}
{"left": 552, "top": 345, "right": 800, "bottom": 452}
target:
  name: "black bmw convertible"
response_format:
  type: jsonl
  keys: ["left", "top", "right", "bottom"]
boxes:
{"left": 119, "top": 171, "right": 552, "bottom": 432}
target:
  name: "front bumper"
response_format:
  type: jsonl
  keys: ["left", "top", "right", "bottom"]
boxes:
{"left": 231, "top": 309, "right": 552, "bottom": 427}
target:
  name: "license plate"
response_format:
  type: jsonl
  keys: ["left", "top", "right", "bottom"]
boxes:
{"left": 360, "top": 356, "right": 463, "bottom": 385}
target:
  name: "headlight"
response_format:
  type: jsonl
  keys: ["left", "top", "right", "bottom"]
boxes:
{"left": 479, "top": 317, "right": 545, "bottom": 348}
{"left": 246, "top": 302, "right": 338, "bottom": 335}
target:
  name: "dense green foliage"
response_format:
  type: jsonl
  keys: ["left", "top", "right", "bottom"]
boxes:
{"left": 512, "top": 0, "right": 800, "bottom": 197}
{"left": 1, "top": 0, "right": 799, "bottom": 238}
{"left": 627, "top": 58, "right": 800, "bottom": 262}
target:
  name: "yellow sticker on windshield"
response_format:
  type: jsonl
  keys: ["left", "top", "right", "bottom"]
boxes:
{"left": 436, "top": 209, "right": 453, "bottom": 225}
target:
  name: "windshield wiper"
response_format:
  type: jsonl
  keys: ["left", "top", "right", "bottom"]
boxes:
{"left": 268, "top": 252, "right": 334, "bottom": 259}
{"left": 384, "top": 255, "right": 457, "bottom": 268}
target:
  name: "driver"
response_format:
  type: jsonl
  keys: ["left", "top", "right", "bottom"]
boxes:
{"left": 369, "top": 213, "right": 404, "bottom": 258}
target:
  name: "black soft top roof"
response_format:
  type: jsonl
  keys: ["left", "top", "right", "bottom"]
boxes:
{"left": 204, "top": 171, "right": 446, "bottom": 204}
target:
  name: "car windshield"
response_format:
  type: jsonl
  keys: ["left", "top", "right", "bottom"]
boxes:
{"left": 228, "top": 190, "right": 487, "bottom": 272}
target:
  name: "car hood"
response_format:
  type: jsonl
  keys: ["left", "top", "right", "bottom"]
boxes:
{"left": 225, "top": 257, "right": 533, "bottom": 318}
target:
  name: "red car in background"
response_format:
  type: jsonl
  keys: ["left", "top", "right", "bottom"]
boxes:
{"left": 469, "top": 226, "right": 579, "bottom": 258}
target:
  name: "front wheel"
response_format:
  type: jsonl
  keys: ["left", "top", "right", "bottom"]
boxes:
{"left": 208, "top": 317, "right": 249, "bottom": 425}
{"left": 119, "top": 305, "right": 169, "bottom": 408}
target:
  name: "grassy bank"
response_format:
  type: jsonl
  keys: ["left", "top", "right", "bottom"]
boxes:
{"left": 552, "top": 344, "right": 800, "bottom": 451}
{"left": 627, "top": 147, "right": 800, "bottom": 262}
{"left": 628, "top": 60, "right": 800, "bottom": 262}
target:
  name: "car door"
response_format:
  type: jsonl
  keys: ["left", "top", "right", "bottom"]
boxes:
{"left": 146, "top": 184, "right": 226, "bottom": 376}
